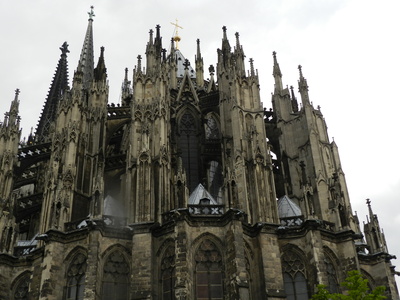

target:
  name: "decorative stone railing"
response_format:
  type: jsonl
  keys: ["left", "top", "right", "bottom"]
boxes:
{"left": 107, "top": 105, "right": 130, "bottom": 120}
{"left": 279, "top": 216, "right": 304, "bottom": 226}
{"left": 64, "top": 215, "right": 127, "bottom": 231}
{"left": 278, "top": 217, "right": 336, "bottom": 232}
{"left": 188, "top": 204, "right": 224, "bottom": 215}
{"left": 13, "top": 239, "right": 38, "bottom": 256}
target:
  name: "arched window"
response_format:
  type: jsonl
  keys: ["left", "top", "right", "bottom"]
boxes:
{"left": 281, "top": 251, "right": 308, "bottom": 300}
{"left": 194, "top": 239, "right": 223, "bottom": 300}
{"left": 325, "top": 257, "right": 339, "bottom": 293}
{"left": 161, "top": 245, "right": 175, "bottom": 300}
{"left": 66, "top": 253, "right": 87, "bottom": 300}
{"left": 207, "top": 161, "right": 223, "bottom": 202}
{"left": 179, "top": 112, "right": 200, "bottom": 192}
{"left": 101, "top": 250, "right": 130, "bottom": 300}
{"left": 245, "top": 256, "right": 252, "bottom": 298}
{"left": 12, "top": 273, "right": 31, "bottom": 300}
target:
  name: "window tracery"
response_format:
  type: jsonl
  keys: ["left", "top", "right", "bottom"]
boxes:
{"left": 194, "top": 239, "right": 223, "bottom": 300}
{"left": 281, "top": 251, "right": 308, "bottom": 300}
{"left": 66, "top": 253, "right": 87, "bottom": 300}
{"left": 204, "top": 116, "right": 219, "bottom": 140}
{"left": 161, "top": 245, "right": 175, "bottom": 300}
{"left": 101, "top": 250, "right": 130, "bottom": 300}
{"left": 12, "top": 273, "right": 31, "bottom": 300}
{"left": 207, "top": 161, "right": 223, "bottom": 202}
{"left": 179, "top": 112, "right": 200, "bottom": 192}
{"left": 325, "top": 257, "right": 339, "bottom": 293}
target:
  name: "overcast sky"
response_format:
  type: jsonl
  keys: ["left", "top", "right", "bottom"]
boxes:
{"left": 1, "top": 0, "right": 399, "bottom": 287}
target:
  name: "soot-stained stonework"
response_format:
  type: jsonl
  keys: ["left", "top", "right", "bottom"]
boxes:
{"left": 0, "top": 8, "right": 398, "bottom": 300}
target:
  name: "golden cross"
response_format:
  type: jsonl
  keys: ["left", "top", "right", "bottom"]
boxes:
{"left": 170, "top": 19, "right": 183, "bottom": 49}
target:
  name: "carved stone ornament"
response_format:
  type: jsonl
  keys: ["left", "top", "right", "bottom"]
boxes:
{"left": 139, "top": 151, "right": 150, "bottom": 162}
{"left": 63, "top": 169, "right": 74, "bottom": 188}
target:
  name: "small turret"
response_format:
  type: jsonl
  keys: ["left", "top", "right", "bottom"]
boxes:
{"left": 5, "top": 89, "right": 21, "bottom": 128}
{"left": 0, "top": 89, "right": 21, "bottom": 217}
{"left": 298, "top": 65, "right": 310, "bottom": 107}
{"left": 94, "top": 46, "right": 107, "bottom": 82}
{"left": 145, "top": 25, "right": 163, "bottom": 75}
{"left": 364, "top": 199, "right": 388, "bottom": 254}
{"left": 121, "top": 67, "right": 132, "bottom": 106}
{"left": 195, "top": 39, "right": 204, "bottom": 87}
{"left": 273, "top": 51, "right": 283, "bottom": 92}
{"left": 169, "top": 38, "right": 177, "bottom": 89}
{"left": 290, "top": 85, "right": 299, "bottom": 113}
{"left": 221, "top": 25, "right": 230, "bottom": 53}
{"left": 234, "top": 32, "right": 246, "bottom": 77}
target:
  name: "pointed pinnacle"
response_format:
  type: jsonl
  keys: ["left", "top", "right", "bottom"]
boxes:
{"left": 222, "top": 26, "right": 227, "bottom": 39}
{"left": 298, "top": 65, "right": 304, "bottom": 78}
{"left": 235, "top": 32, "right": 240, "bottom": 48}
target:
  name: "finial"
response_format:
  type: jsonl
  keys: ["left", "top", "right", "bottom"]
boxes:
{"left": 235, "top": 32, "right": 240, "bottom": 46}
{"left": 88, "top": 5, "right": 95, "bottom": 20}
{"left": 124, "top": 67, "right": 128, "bottom": 80}
{"left": 222, "top": 26, "right": 228, "bottom": 39}
{"left": 183, "top": 59, "right": 190, "bottom": 70}
{"left": 249, "top": 58, "right": 255, "bottom": 76}
{"left": 60, "top": 42, "right": 70, "bottom": 57}
{"left": 209, "top": 65, "right": 215, "bottom": 75}
{"left": 15, "top": 88, "right": 20, "bottom": 96}
{"left": 298, "top": 65, "right": 303, "bottom": 78}
{"left": 137, "top": 55, "right": 142, "bottom": 72}
{"left": 100, "top": 46, "right": 105, "bottom": 56}
{"left": 170, "top": 19, "right": 183, "bottom": 49}
{"left": 273, "top": 51, "right": 276, "bottom": 58}
{"left": 366, "top": 198, "right": 371, "bottom": 206}
{"left": 162, "top": 48, "right": 167, "bottom": 61}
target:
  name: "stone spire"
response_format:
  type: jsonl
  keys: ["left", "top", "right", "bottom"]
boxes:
{"left": 195, "top": 39, "right": 204, "bottom": 87}
{"left": 364, "top": 199, "right": 388, "bottom": 254}
{"left": 8, "top": 89, "right": 20, "bottom": 125}
{"left": 76, "top": 6, "right": 95, "bottom": 89}
{"left": 146, "top": 26, "right": 163, "bottom": 74}
{"left": 221, "top": 25, "right": 231, "bottom": 54}
{"left": 35, "top": 42, "right": 70, "bottom": 143}
{"left": 272, "top": 51, "right": 283, "bottom": 92}
{"left": 234, "top": 32, "right": 246, "bottom": 76}
{"left": 297, "top": 65, "right": 310, "bottom": 106}
{"left": 94, "top": 46, "right": 107, "bottom": 82}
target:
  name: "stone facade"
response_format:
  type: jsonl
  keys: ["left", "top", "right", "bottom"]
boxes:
{"left": 0, "top": 9, "right": 398, "bottom": 300}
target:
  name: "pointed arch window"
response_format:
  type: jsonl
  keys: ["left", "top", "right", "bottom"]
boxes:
{"left": 195, "top": 239, "right": 224, "bottom": 300}
{"left": 179, "top": 112, "right": 200, "bottom": 192}
{"left": 207, "top": 160, "right": 223, "bottom": 202}
{"left": 12, "top": 273, "right": 31, "bottom": 300}
{"left": 161, "top": 245, "right": 175, "bottom": 300}
{"left": 65, "top": 253, "right": 87, "bottom": 300}
{"left": 101, "top": 251, "right": 130, "bottom": 300}
{"left": 282, "top": 251, "right": 308, "bottom": 300}
{"left": 325, "top": 257, "right": 339, "bottom": 293}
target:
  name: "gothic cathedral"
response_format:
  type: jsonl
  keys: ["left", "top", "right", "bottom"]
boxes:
{"left": 0, "top": 9, "right": 398, "bottom": 300}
